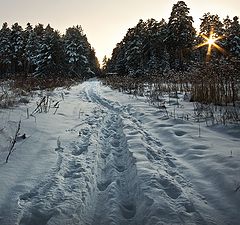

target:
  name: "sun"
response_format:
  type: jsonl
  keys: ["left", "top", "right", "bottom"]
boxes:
{"left": 194, "top": 26, "right": 225, "bottom": 62}
{"left": 207, "top": 37, "right": 215, "bottom": 45}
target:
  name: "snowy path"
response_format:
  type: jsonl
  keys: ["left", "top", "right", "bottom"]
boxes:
{"left": 82, "top": 81, "right": 213, "bottom": 225}
{"left": 0, "top": 79, "right": 240, "bottom": 225}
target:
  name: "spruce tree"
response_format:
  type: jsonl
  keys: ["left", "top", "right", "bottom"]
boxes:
{"left": 64, "top": 26, "right": 89, "bottom": 77}
{"left": 64, "top": 25, "right": 99, "bottom": 78}
{"left": 35, "top": 24, "right": 65, "bottom": 76}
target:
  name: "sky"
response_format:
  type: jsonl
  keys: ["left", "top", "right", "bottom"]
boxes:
{"left": 0, "top": 0, "right": 239, "bottom": 64}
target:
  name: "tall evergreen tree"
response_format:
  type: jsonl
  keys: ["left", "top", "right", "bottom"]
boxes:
{"left": 166, "top": 1, "right": 196, "bottom": 70}
{"left": 102, "top": 55, "right": 109, "bottom": 73}
{"left": 199, "top": 13, "right": 226, "bottom": 62}
{"left": 146, "top": 19, "right": 170, "bottom": 74}
{"left": 225, "top": 16, "right": 240, "bottom": 58}
{"left": 24, "top": 23, "right": 38, "bottom": 74}
{"left": 200, "top": 13, "right": 224, "bottom": 36}
{"left": 124, "top": 20, "right": 145, "bottom": 76}
{"left": 108, "top": 42, "right": 126, "bottom": 75}
{"left": 10, "top": 23, "right": 24, "bottom": 73}
{"left": 88, "top": 47, "right": 100, "bottom": 75}
{"left": 0, "top": 23, "right": 11, "bottom": 75}
{"left": 64, "top": 25, "right": 99, "bottom": 77}
{"left": 64, "top": 26, "right": 89, "bottom": 76}
{"left": 35, "top": 24, "right": 65, "bottom": 76}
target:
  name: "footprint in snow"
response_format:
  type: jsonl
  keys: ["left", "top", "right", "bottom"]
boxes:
{"left": 110, "top": 139, "right": 120, "bottom": 148}
{"left": 19, "top": 191, "right": 38, "bottom": 202}
{"left": 158, "top": 176, "right": 182, "bottom": 199}
{"left": 174, "top": 130, "right": 187, "bottom": 137}
{"left": 165, "top": 157, "right": 176, "bottom": 168}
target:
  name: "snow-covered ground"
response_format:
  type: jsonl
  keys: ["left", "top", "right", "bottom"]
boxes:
{"left": 0, "top": 79, "right": 239, "bottom": 225}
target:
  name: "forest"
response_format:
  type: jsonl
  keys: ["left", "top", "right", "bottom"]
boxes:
{"left": 0, "top": 23, "right": 100, "bottom": 78}
{"left": 103, "top": 1, "right": 240, "bottom": 107}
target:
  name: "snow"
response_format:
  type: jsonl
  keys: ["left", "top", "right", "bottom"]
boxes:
{"left": 0, "top": 79, "right": 240, "bottom": 225}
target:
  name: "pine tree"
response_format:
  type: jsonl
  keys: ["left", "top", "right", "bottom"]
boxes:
{"left": 88, "top": 47, "right": 100, "bottom": 76}
{"left": 167, "top": 1, "right": 196, "bottom": 70}
{"left": 199, "top": 13, "right": 226, "bottom": 62}
{"left": 147, "top": 19, "right": 170, "bottom": 74}
{"left": 225, "top": 16, "right": 240, "bottom": 58}
{"left": 124, "top": 20, "right": 146, "bottom": 76}
{"left": 64, "top": 25, "right": 90, "bottom": 77}
{"left": 0, "top": 23, "right": 11, "bottom": 75}
{"left": 108, "top": 42, "right": 126, "bottom": 75}
{"left": 24, "top": 23, "right": 38, "bottom": 74}
{"left": 63, "top": 25, "right": 99, "bottom": 78}
{"left": 200, "top": 13, "right": 224, "bottom": 36}
{"left": 223, "top": 16, "right": 232, "bottom": 34}
{"left": 102, "top": 55, "right": 109, "bottom": 73}
{"left": 10, "top": 23, "right": 24, "bottom": 74}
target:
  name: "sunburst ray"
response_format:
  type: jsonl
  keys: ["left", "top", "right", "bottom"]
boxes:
{"left": 194, "top": 26, "right": 226, "bottom": 62}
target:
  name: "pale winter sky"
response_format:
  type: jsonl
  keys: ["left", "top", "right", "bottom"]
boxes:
{"left": 0, "top": 0, "right": 239, "bottom": 64}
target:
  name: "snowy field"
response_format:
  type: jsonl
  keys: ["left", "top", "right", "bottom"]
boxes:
{"left": 0, "top": 79, "right": 240, "bottom": 225}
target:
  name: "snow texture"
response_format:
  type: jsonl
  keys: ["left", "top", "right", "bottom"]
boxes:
{"left": 0, "top": 79, "right": 240, "bottom": 225}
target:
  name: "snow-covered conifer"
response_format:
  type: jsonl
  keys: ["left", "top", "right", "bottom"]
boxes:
{"left": 0, "top": 23, "right": 11, "bottom": 75}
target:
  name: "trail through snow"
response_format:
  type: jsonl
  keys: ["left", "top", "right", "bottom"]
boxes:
{"left": 0, "top": 79, "right": 239, "bottom": 225}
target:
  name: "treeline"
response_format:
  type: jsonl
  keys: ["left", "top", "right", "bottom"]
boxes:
{"left": 0, "top": 23, "right": 100, "bottom": 78}
{"left": 104, "top": 1, "right": 240, "bottom": 75}
{"left": 104, "top": 1, "right": 240, "bottom": 106}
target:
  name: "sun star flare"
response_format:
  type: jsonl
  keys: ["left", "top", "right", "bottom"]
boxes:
{"left": 194, "top": 27, "right": 226, "bottom": 61}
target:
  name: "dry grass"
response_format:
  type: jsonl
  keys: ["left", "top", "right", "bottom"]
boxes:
{"left": 0, "top": 74, "right": 83, "bottom": 109}
{"left": 10, "top": 74, "right": 80, "bottom": 92}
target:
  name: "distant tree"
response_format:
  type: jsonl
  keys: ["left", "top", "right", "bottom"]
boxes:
{"left": 193, "top": 13, "right": 225, "bottom": 64}
{"left": 124, "top": 20, "right": 145, "bottom": 76}
{"left": 0, "top": 23, "right": 11, "bottom": 75}
{"left": 89, "top": 47, "right": 100, "bottom": 76}
{"left": 166, "top": 1, "right": 196, "bottom": 70}
{"left": 108, "top": 42, "right": 126, "bottom": 75}
{"left": 200, "top": 13, "right": 224, "bottom": 36}
{"left": 10, "top": 23, "right": 25, "bottom": 74}
{"left": 224, "top": 16, "right": 240, "bottom": 58}
{"left": 102, "top": 55, "right": 109, "bottom": 74}
{"left": 63, "top": 25, "right": 99, "bottom": 78}
{"left": 34, "top": 23, "right": 44, "bottom": 38}
{"left": 146, "top": 19, "right": 170, "bottom": 74}
{"left": 35, "top": 24, "right": 65, "bottom": 76}
{"left": 64, "top": 26, "right": 87, "bottom": 76}
{"left": 23, "top": 23, "right": 38, "bottom": 74}
{"left": 223, "top": 16, "right": 232, "bottom": 34}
